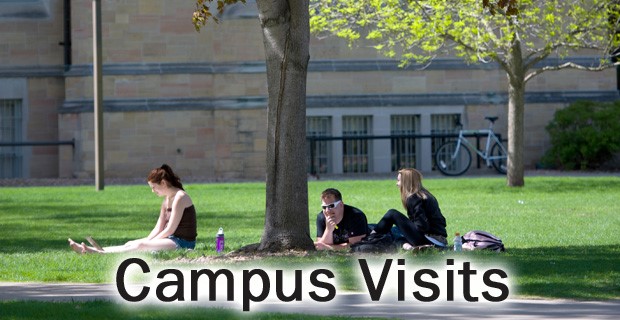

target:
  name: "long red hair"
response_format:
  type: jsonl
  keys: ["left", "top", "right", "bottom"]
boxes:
{"left": 147, "top": 164, "right": 184, "bottom": 190}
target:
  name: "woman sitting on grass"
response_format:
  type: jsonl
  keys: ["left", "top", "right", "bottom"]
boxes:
{"left": 68, "top": 164, "right": 197, "bottom": 254}
{"left": 368, "top": 168, "right": 447, "bottom": 250}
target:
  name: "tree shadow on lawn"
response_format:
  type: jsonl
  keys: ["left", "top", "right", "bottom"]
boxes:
{"left": 504, "top": 245, "right": 620, "bottom": 300}
{"left": 0, "top": 201, "right": 165, "bottom": 254}
{"left": 0, "top": 236, "right": 141, "bottom": 254}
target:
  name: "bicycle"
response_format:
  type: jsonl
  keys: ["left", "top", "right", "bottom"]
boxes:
{"left": 434, "top": 116, "right": 508, "bottom": 176}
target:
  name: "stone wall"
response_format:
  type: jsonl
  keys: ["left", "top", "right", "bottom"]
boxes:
{"left": 59, "top": 107, "right": 267, "bottom": 179}
{"left": 0, "top": 0, "right": 64, "bottom": 178}
{"left": 2, "top": 0, "right": 618, "bottom": 179}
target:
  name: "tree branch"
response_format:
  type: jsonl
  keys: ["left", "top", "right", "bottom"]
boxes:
{"left": 525, "top": 61, "right": 618, "bottom": 83}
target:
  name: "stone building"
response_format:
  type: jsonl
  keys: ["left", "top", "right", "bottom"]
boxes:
{"left": 0, "top": 0, "right": 617, "bottom": 180}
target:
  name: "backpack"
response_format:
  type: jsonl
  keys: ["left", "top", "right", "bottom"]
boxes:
{"left": 350, "top": 232, "right": 397, "bottom": 253}
{"left": 461, "top": 230, "right": 505, "bottom": 252}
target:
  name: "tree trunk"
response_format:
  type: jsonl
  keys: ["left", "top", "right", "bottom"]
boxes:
{"left": 256, "top": 0, "right": 314, "bottom": 251}
{"left": 506, "top": 37, "right": 525, "bottom": 187}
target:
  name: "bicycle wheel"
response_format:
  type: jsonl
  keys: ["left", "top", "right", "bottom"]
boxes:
{"left": 490, "top": 142, "right": 507, "bottom": 174}
{"left": 435, "top": 141, "right": 471, "bottom": 176}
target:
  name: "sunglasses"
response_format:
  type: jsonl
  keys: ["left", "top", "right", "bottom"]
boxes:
{"left": 321, "top": 200, "right": 341, "bottom": 210}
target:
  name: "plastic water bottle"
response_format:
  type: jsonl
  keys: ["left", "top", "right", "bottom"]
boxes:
{"left": 215, "top": 227, "right": 225, "bottom": 254}
{"left": 453, "top": 232, "right": 462, "bottom": 252}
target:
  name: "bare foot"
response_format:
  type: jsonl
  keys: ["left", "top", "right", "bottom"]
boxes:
{"left": 81, "top": 242, "right": 103, "bottom": 254}
{"left": 68, "top": 238, "right": 84, "bottom": 254}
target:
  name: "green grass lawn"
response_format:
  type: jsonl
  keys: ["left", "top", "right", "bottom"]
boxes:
{"left": 0, "top": 300, "right": 391, "bottom": 320}
{"left": 0, "top": 175, "right": 619, "bottom": 313}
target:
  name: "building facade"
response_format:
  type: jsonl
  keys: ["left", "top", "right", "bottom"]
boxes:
{"left": 0, "top": 0, "right": 617, "bottom": 180}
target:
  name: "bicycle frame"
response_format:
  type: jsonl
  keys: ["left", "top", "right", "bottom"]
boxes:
{"left": 435, "top": 116, "right": 508, "bottom": 176}
{"left": 451, "top": 129, "right": 507, "bottom": 166}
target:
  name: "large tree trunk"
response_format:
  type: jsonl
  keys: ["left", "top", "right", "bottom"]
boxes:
{"left": 256, "top": 0, "right": 314, "bottom": 251}
{"left": 506, "top": 37, "right": 525, "bottom": 187}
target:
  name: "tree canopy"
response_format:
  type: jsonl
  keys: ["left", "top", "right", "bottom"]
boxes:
{"left": 193, "top": 0, "right": 247, "bottom": 28}
{"left": 310, "top": 0, "right": 619, "bottom": 186}
{"left": 310, "top": 0, "right": 618, "bottom": 73}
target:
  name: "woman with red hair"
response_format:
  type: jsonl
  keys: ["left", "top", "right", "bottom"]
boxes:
{"left": 69, "top": 164, "right": 197, "bottom": 254}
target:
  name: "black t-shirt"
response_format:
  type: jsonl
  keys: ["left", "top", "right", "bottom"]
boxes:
{"left": 316, "top": 204, "right": 368, "bottom": 244}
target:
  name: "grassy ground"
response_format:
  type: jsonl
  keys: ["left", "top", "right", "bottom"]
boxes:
{"left": 0, "top": 175, "right": 619, "bottom": 318}
{"left": 0, "top": 300, "right": 385, "bottom": 320}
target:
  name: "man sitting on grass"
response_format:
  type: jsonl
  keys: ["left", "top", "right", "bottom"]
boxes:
{"left": 314, "top": 188, "right": 368, "bottom": 250}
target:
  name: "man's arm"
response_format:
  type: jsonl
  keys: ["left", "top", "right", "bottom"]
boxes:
{"left": 315, "top": 233, "right": 365, "bottom": 251}
{"left": 315, "top": 224, "right": 336, "bottom": 250}
{"left": 347, "top": 234, "right": 365, "bottom": 245}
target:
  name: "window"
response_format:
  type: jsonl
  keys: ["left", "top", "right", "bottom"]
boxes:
{"left": 306, "top": 116, "right": 332, "bottom": 174}
{"left": 342, "top": 116, "right": 372, "bottom": 173}
{"left": 0, "top": 0, "right": 50, "bottom": 20}
{"left": 391, "top": 115, "right": 420, "bottom": 171}
{"left": 219, "top": 0, "right": 258, "bottom": 19}
{"left": 431, "top": 114, "right": 461, "bottom": 170}
{"left": 0, "top": 99, "right": 23, "bottom": 178}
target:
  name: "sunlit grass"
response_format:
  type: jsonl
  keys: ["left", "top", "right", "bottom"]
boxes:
{"left": 0, "top": 176, "right": 619, "bottom": 300}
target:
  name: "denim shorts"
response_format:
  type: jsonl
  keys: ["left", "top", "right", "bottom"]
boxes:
{"left": 167, "top": 235, "right": 196, "bottom": 249}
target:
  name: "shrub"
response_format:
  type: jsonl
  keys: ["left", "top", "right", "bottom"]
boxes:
{"left": 542, "top": 100, "right": 620, "bottom": 170}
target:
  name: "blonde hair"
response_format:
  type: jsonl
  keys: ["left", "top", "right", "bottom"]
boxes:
{"left": 398, "top": 168, "right": 426, "bottom": 209}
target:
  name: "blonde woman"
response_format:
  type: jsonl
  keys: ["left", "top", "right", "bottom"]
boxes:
{"left": 369, "top": 168, "right": 447, "bottom": 249}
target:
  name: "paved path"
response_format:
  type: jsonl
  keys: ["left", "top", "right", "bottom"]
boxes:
{"left": 1, "top": 282, "right": 619, "bottom": 319}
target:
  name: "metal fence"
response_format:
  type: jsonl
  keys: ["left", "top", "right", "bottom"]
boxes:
{"left": 307, "top": 132, "right": 501, "bottom": 175}
{"left": 0, "top": 140, "right": 75, "bottom": 178}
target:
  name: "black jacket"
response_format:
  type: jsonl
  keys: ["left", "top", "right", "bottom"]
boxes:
{"left": 405, "top": 189, "right": 447, "bottom": 237}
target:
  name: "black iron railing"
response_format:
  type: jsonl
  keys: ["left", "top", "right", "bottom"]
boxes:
{"left": 0, "top": 139, "right": 75, "bottom": 148}
{"left": 307, "top": 133, "right": 501, "bottom": 175}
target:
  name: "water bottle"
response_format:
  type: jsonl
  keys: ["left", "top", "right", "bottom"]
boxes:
{"left": 453, "top": 232, "right": 462, "bottom": 252}
{"left": 215, "top": 227, "right": 225, "bottom": 254}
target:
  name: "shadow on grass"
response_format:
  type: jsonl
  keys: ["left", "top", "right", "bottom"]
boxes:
{"left": 503, "top": 245, "right": 620, "bottom": 300}
{"left": 0, "top": 300, "right": 367, "bottom": 320}
{"left": 324, "top": 245, "right": 619, "bottom": 300}
{"left": 0, "top": 237, "right": 141, "bottom": 254}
